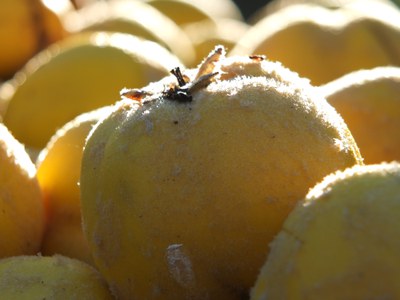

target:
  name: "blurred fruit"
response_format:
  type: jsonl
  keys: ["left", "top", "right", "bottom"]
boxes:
{"left": 68, "top": 0, "right": 97, "bottom": 9}
{"left": 36, "top": 106, "right": 112, "bottom": 265}
{"left": 319, "top": 66, "right": 400, "bottom": 164}
{"left": 80, "top": 47, "right": 362, "bottom": 299}
{"left": 0, "top": 80, "right": 15, "bottom": 119}
{"left": 249, "top": 0, "right": 396, "bottom": 23}
{"left": 183, "top": 18, "right": 250, "bottom": 64}
{"left": 230, "top": 1, "right": 400, "bottom": 85}
{"left": 0, "top": 0, "right": 66, "bottom": 80}
{"left": 42, "top": 0, "right": 75, "bottom": 18}
{"left": 61, "top": 0, "right": 195, "bottom": 66}
{"left": 0, "top": 123, "right": 45, "bottom": 258}
{"left": 186, "top": 0, "right": 244, "bottom": 20}
{"left": 0, "top": 255, "right": 114, "bottom": 299}
{"left": 251, "top": 162, "right": 400, "bottom": 300}
{"left": 2, "top": 31, "right": 182, "bottom": 151}
{"left": 145, "top": 0, "right": 216, "bottom": 26}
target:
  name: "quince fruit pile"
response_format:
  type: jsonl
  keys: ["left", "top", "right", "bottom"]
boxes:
{"left": 0, "top": 0, "right": 400, "bottom": 299}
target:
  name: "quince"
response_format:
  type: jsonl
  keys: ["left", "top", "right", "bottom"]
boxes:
{"left": 80, "top": 47, "right": 362, "bottom": 299}
{"left": 231, "top": 1, "right": 400, "bottom": 85}
{"left": 319, "top": 66, "right": 400, "bottom": 164}
{"left": 0, "top": 123, "right": 44, "bottom": 258}
{"left": 3, "top": 31, "right": 181, "bottom": 150}
{"left": 0, "top": 0, "right": 66, "bottom": 79}
{"left": 37, "top": 107, "right": 112, "bottom": 265}
{"left": 251, "top": 162, "right": 400, "bottom": 300}
{"left": 0, "top": 255, "right": 114, "bottom": 299}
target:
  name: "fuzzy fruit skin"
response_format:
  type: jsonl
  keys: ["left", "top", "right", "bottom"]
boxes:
{"left": 230, "top": 2, "right": 400, "bottom": 86}
{"left": 36, "top": 107, "right": 112, "bottom": 265}
{"left": 0, "top": 255, "right": 114, "bottom": 299}
{"left": 0, "top": 123, "right": 45, "bottom": 258}
{"left": 80, "top": 56, "right": 362, "bottom": 299}
{"left": 3, "top": 31, "right": 180, "bottom": 150}
{"left": 319, "top": 66, "right": 400, "bottom": 164}
{"left": 251, "top": 162, "right": 400, "bottom": 300}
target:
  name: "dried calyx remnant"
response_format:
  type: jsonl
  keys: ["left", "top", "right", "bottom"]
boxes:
{"left": 121, "top": 46, "right": 267, "bottom": 105}
{"left": 121, "top": 46, "right": 225, "bottom": 105}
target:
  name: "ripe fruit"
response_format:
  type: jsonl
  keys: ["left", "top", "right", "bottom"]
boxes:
{"left": 37, "top": 107, "right": 112, "bottom": 265}
{"left": 230, "top": 1, "right": 400, "bottom": 85}
{"left": 319, "top": 66, "right": 400, "bottom": 164}
{"left": 183, "top": 18, "right": 249, "bottom": 65}
{"left": 0, "top": 255, "right": 114, "bottom": 299}
{"left": 250, "top": 0, "right": 396, "bottom": 22}
{"left": 0, "top": 80, "right": 14, "bottom": 119}
{"left": 80, "top": 47, "right": 362, "bottom": 299}
{"left": 145, "top": 0, "right": 216, "bottom": 26}
{"left": 68, "top": 0, "right": 96, "bottom": 10}
{"left": 0, "top": 123, "right": 44, "bottom": 258}
{"left": 186, "top": 0, "right": 243, "bottom": 20}
{"left": 61, "top": 0, "right": 195, "bottom": 67}
{"left": 0, "top": 0, "right": 66, "bottom": 80}
{"left": 251, "top": 162, "right": 400, "bottom": 300}
{"left": 2, "top": 31, "right": 181, "bottom": 150}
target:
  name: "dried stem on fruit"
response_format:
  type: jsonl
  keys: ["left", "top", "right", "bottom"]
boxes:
{"left": 121, "top": 45, "right": 225, "bottom": 105}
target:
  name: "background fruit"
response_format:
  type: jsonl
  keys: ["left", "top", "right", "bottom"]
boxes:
{"left": 2, "top": 31, "right": 182, "bottom": 151}
{"left": 68, "top": 0, "right": 97, "bottom": 9}
{"left": 319, "top": 66, "right": 400, "bottom": 164}
{"left": 41, "top": 0, "right": 75, "bottom": 16}
{"left": 61, "top": 0, "right": 195, "bottom": 67}
{"left": 80, "top": 49, "right": 362, "bottom": 299}
{"left": 186, "top": 0, "right": 244, "bottom": 20}
{"left": 183, "top": 18, "right": 249, "bottom": 64}
{"left": 0, "top": 80, "right": 15, "bottom": 120}
{"left": 144, "top": 0, "right": 218, "bottom": 26}
{"left": 249, "top": 0, "right": 396, "bottom": 23}
{"left": 0, "top": 255, "right": 114, "bottom": 299}
{"left": 251, "top": 162, "right": 400, "bottom": 300}
{"left": 0, "top": 0, "right": 66, "bottom": 80}
{"left": 36, "top": 106, "right": 112, "bottom": 265}
{"left": 0, "top": 123, "right": 44, "bottom": 258}
{"left": 230, "top": 1, "right": 400, "bottom": 85}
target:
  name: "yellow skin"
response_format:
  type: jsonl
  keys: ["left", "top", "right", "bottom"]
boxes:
{"left": 3, "top": 31, "right": 181, "bottom": 150}
{"left": 230, "top": 2, "right": 400, "bottom": 86}
{"left": 251, "top": 162, "right": 400, "bottom": 300}
{"left": 145, "top": 0, "right": 215, "bottom": 26}
{"left": 0, "top": 0, "right": 66, "bottom": 80}
{"left": 61, "top": 0, "right": 195, "bottom": 67}
{"left": 186, "top": 0, "right": 244, "bottom": 20}
{"left": 0, "top": 124, "right": 44, "bottom": 258}
{"left": 0, "top": 81, "right": 14, "bottom": 119}
{"left": 183, "top": 18, "right": 250, "bottom": 66}
{"left": 36, "top": 107, "right": 112, "bottom": 265}
{"left": 80, "top": 48, "right": 363, "bottom": 299}
{"left": 319, "top": 66, "right": 400, "bottom": 164}
{"left": 250, "top": 0, "right": 396, "bottom": 23}
{"left": 0, "top": 255, "right": 114, "bottom": 299}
